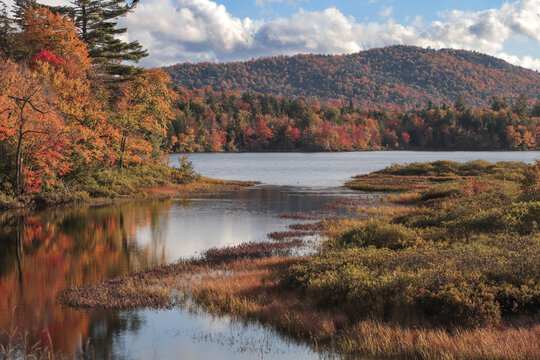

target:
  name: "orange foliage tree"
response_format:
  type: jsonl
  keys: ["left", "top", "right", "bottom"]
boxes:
{"left": 114, "top": 69, "right": 178, "bottom": 167}
{"left": 0, "top": 58, "right": 70, "bottom": 194}
{"left": 22, "top": 6, "right": 90, "bottom": 72}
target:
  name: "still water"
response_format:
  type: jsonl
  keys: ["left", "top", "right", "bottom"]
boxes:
{"left": 1, "top": 152, "right": 539, "bottom": 359}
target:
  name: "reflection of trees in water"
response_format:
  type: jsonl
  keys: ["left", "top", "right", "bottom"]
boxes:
{"left": 0, "top": 214, "right": 25, "bottom": 297}
{"left": 84, "top": 311, "right": 145, "bottom": 360}
{"left": 0, "top": 200, "right": 177, "bottom": 355}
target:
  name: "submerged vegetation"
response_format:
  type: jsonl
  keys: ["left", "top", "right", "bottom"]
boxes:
{"left": 56, "top": 160, "right": 540, "bottom": 358}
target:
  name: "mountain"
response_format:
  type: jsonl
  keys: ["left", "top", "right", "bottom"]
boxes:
{"left": 164, "top": 46, "right": 540, "bottom": 109}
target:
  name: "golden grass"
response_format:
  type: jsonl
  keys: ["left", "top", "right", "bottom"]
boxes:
{"left": 189, "top": 256, "right": 540, "bottom": 359}
{"left": 346, "top": 174, "right": 442, "bottom": 192}
{"left": 142, "top": 177, "right": 258, "bottom": 196}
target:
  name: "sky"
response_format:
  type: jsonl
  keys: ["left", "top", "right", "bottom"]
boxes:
{"left": 4, "top": 0, "right": 540, "bottom": 70}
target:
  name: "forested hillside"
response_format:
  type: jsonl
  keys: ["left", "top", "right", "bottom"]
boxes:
{"left": 165, "top": 46, "right": 540, "bottom": 109}
{"left": 168, "top": 88, "right": 539, "bottom": 152}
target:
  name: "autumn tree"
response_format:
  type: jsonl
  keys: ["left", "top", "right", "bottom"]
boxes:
{"left": 0, "top": 58, "right": 70, "bottom": 194}
{"left": 22, "top": 6, "right": 117, "bottom": 169}
{"left": 114, "top": 69, "right": 177, "bottom": 167}
{"left": 21, "top": 6, "right": 90, "bottom": 70}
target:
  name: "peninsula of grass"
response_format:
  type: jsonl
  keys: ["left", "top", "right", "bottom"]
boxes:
{"left": 0, "top": 157, "right": 257, "bottom": 210}
{"left": 57, "top": 160, "right": 540, "bottom": 359}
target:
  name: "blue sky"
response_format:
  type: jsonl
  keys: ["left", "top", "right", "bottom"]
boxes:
{"left": 222, "top": 0, "right": 504, "bottom": 23}
{"left": 10, "top": 0, "right": 540, "bottom": 70}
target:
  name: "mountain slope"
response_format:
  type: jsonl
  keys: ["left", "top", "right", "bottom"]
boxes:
{"left": 164, "top": 46, "right": 540, "bottom": 109}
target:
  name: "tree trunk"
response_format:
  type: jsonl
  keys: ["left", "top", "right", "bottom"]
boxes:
{"left": 119, "top": 132, "right": 127, "bottom": 168}
{"left": 16, "top": 215, "right": 24, "bottom": 292}
{"left": 81, "top": 5, "right": 87, "bottom": 42}
{"left": 15, "top": 126, "right": 23, "bottom": 195}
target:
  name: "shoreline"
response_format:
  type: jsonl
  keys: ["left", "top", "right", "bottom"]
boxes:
{"left": 177, "top": 148, "right": 540, "bottom": 154}
{"left": 0, "top": 177, "right": 259, "bottom": 211}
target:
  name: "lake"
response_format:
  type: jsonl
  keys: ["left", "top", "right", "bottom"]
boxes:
{"left": 1, "top": 151, "right": 538, "bottom": 359}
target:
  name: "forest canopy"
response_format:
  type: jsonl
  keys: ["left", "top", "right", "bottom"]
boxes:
{"left": 0, "top": 2, "right": 190, "bottom": 205}
{"left": 164, "top": 46, "right": 540, "bottom": 110}
{"left": 167, "top": 87, "right": 539, "bottom": 152}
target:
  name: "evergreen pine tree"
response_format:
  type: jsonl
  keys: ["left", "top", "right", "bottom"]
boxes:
{"left": 0, "top": 1, "right": 15, "bottom": 56}
{"left": 12, "top": 0, "right": 37, "bottom": 26}
{"left": 58, "top": 0, "right": 148, "bottom": 78}
{"left": 490, "top": 96, "right": 508, "bottom": 111}
{"left": 454, "top": 94, "right": 467, "bottom": 112}
{"left": 511, "top": 94, "right": 530, "bottom": 119}
{"left": 532, "top": 99, "right": 540, "bottom": 117}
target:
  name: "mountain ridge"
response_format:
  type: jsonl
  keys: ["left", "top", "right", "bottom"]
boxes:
{"left": 164, "top": 46, "right": 540, "bottom": 109}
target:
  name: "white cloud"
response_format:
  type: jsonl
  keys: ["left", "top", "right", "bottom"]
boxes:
{"left": 4, "top": 0, "right": 71, "bottom": 10}
{"left": 119, "top": 0, "right": 257, "bottom": 65}
{"left": 499, "top": 52, "right": 540, "bottom": 71}
{"left": 254, "top": 0, "right": 306, "bottom": 7}
{"left": 119, "top": 0, "right": 540, "bottom": 70}
{"left": 8, "top": 0, "right": 540, "bottom": 71}
{"left": 379, "top": 6, "right": 393, "bottom": 18}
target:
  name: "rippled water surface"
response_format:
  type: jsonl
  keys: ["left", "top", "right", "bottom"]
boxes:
{"left": 1, "top": 151, "right": 538, "bottom": 359}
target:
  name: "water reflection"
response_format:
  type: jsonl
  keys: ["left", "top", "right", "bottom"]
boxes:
{"left": 86, "top": 308, "right": 322, "bottom": 360}
{"left": 0, "top": 187, "right": 349, "bottom": 358}
{"left": 0, "top": 201, "right": 174, "bottom": 354}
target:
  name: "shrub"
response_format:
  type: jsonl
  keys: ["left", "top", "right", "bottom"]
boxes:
{"left": 286, "top": 161, "right": 540, "bottom": 328}
{"left": 337, "top": 220, "right": 419, "bottom": 250}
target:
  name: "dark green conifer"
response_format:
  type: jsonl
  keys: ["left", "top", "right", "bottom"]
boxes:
{"left": 490, "top": 96, "right": 508, "bottom": 111}
{"left": 511, "top": 94, "right": 530, "bottom": 119}
{"left": 11, "top": 0, "right": 37, "bottom": 25}
{"left": 57, "top": 0, "right": 148, "bottom": 77}
{"left": 531, "top": 99, "right": 540, "bottom": 117}
{"left": 0, "top": 1, "right": 15, "bottom": 56}
{"left": 454, "top": 94, "right": 467, "bottom": 112}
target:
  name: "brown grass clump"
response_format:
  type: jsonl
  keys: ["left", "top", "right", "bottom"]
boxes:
{"left": 203, "top": 240, "right": 303, "bottom": 263}
{"left": 279, "top": 212, "right": 319, "bottom": 220}
{"left": 288, "top": 222, "right": 326, "bottom": 231}
{"left": 57, "top": 240, "right": 304, "bottom": 310}
{"left": 346, "top": 174, "right": 440, "bottom": 192}
{"left": 267, "top": 230, "right": 317, "bottom": 241}
{"left": 56, "top": 261, "right": 198, "bottom": 310}
{"left": 323, "top": 197, "right": 378, "bottom": 210}
{"left": 189, "top": 256, "right": 540, "bottom": 359}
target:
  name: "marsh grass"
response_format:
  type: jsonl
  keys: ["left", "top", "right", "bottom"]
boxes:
{"left": 268, "top": 230, "right": 318, "bottom": 241}
{"left": 0, "top": 319, "right": 68, "bottom": 360}
{"left": 56, "top": 160, "right": 540, "bottom": 359}
{"left": 188, "top": 256, "right": 540, "bottom": 360}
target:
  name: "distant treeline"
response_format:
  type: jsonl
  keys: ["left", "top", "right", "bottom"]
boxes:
{"left": 168, "top": 87, "right": 539, "bottom": 152}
